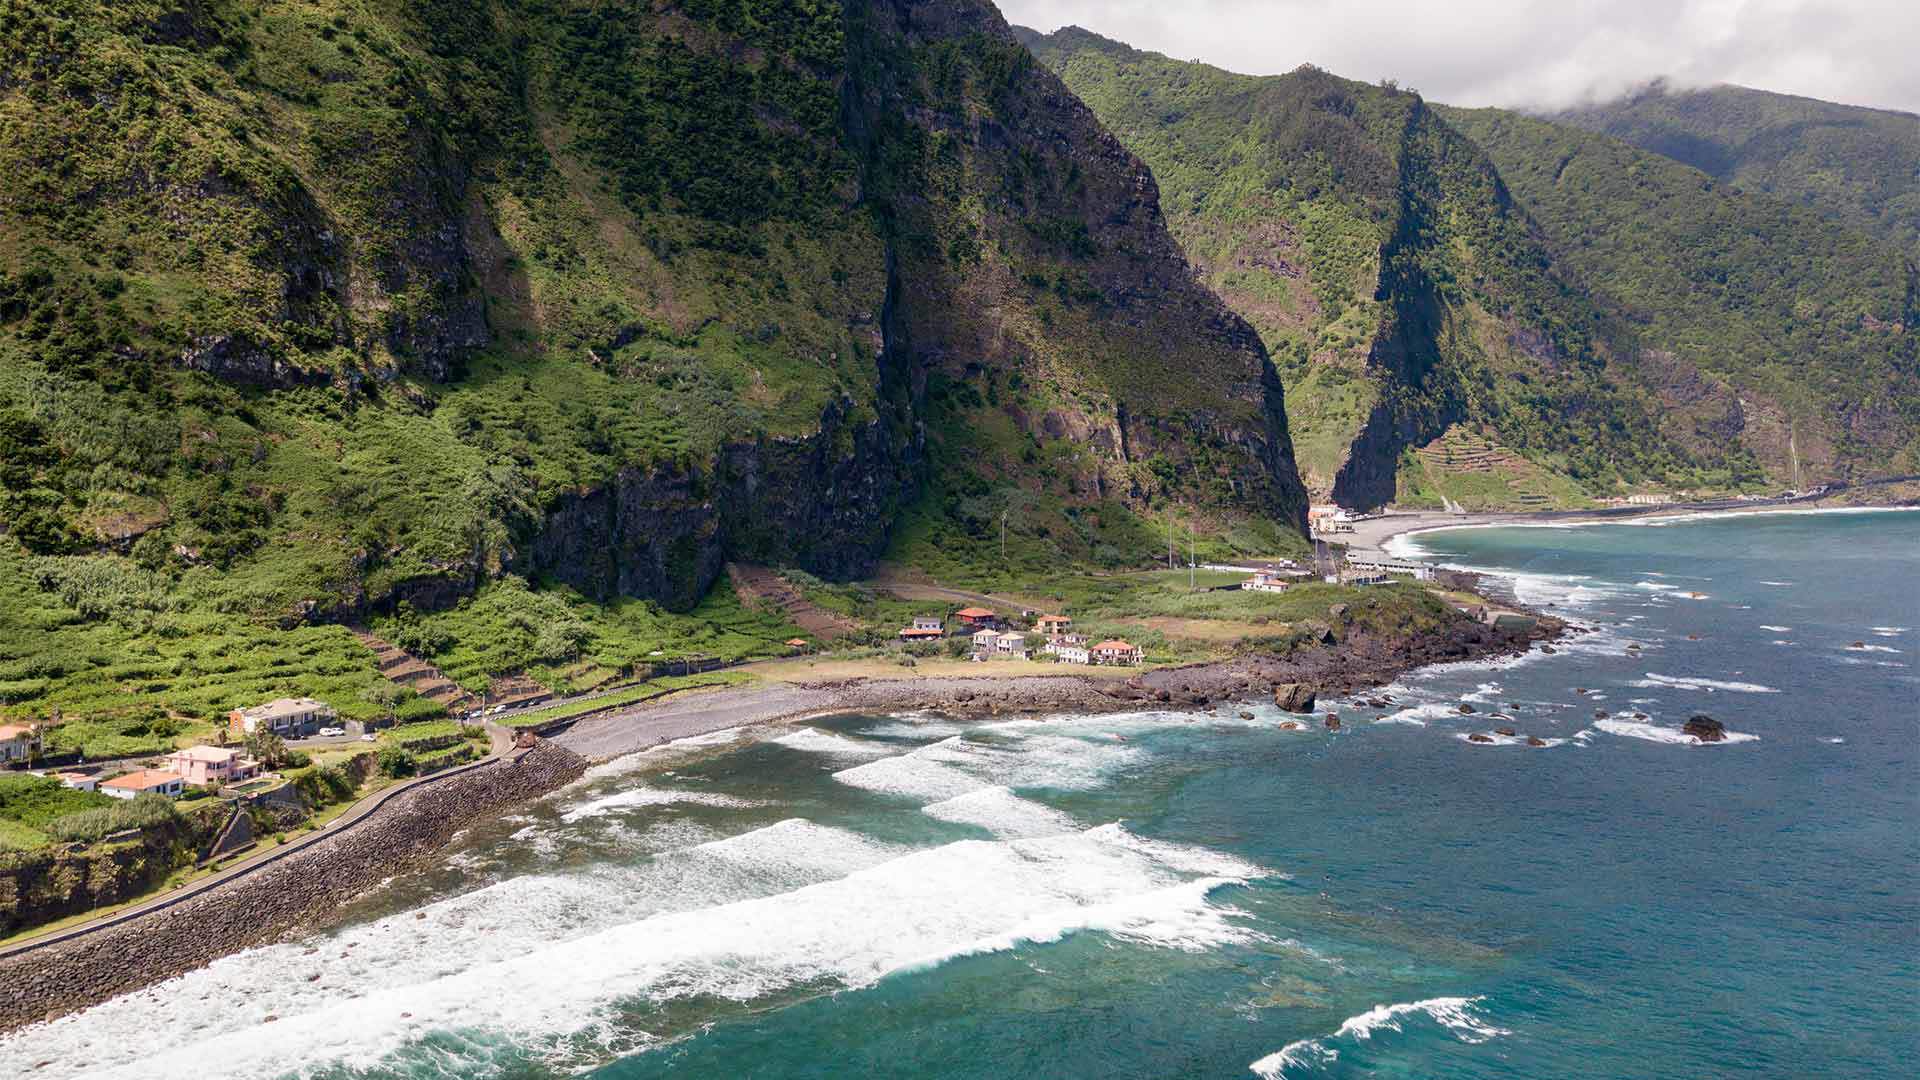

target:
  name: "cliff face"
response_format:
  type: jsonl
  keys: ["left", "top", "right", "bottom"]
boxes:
{"left": 1026, "top": 27, "right": 1916, "bottom": 505}
{"left": 0, "top": 0, "right": 1306, "bottom": 621}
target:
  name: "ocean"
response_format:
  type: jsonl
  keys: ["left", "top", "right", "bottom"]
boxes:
{"left": 2, "top": 508, "right": 1914, "bottom": 1079}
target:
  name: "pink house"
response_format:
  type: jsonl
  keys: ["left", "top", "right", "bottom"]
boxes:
{"left": 166, "top": 745, "right": 260, "bottom": 787}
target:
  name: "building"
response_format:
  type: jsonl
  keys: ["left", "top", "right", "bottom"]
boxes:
{"left": 100, "top": 769, "right": 185, "bottom": 800}
{"left": 1089, "top": 640, "right": 1143, "bottom": 666}
{"left": 1034, "top": 615, "right": 1072, "bottom": 637}
{"left": 0, "top": 723, "right": 38, "bottom": 765}
{"left": 992, "top": 631, "right": 1031, "bottom": 660}
{"left": 52, "top": 771, "right": 98, "bottom": 792}
{"left": 166, "top": 745, "right": 260, "bottom": 788}
{"left": 228, "top": 697, "right": 335, "bottom": 738}
{"left": 1045, "top": 634, "right": 1091, "bottom": 665}
{"left": 1338, "top": 569, "right": 1392, "bottom": 587}
{"left": 1243, "top": 571, "right": 1292, "bottom": 594}
{"left": 970, "top": 628, "right": 1002, "bottom": 657}
{"left": 897, "top": 616, "right": 945, "bottom": 642}
{"left": 953, "top": 607, "right": 999, "bottom": 629}
{"left": 1344, "top": 556, "right": 1435, "bottom": 582}
{"left": 1626, "top": 493, "right": 1673, "bottom": 506}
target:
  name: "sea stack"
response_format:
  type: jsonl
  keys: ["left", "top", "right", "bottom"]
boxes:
{"left": 1681, "top": 714, "right": 1728, "bottom": 742}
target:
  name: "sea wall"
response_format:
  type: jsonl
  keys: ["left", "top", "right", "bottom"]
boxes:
{"left": 0, "top": 743, "right": 586, "bottom": 1034}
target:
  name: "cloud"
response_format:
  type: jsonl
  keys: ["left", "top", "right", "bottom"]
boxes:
{"left": 997, "top": 0, "right": 1920, "bottom": 114}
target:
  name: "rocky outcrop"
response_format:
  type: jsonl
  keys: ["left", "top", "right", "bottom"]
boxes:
{"left": 0, "top": 744, "right": 586, "bottom": 1032}
{"left": 1682, "top": 714, "right": 1727, "bottom": 742}
{"left": 1273, "top": 683, "right": 1317, "bottom": 713}
{"left": 526, "top": 397, "right": 915, "bottom": 610}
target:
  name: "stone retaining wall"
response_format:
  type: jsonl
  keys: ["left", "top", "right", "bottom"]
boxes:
{"left": 0, "top": 743, "right": 586, "bottom": 1034}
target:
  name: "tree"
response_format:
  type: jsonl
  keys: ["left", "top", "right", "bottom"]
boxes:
{"left": 244, "top": 729, "right": 292, "bottom": 769}
{"left": 364, "top": 681, "right": 412, "bottom": 726}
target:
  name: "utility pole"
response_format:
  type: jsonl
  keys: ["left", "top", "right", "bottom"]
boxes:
{"left": 1189, "top": 522, "right": 1196, "bottom": 592}
{"left": 1001, "top": 508, "right": 1010, "bottom": 565}
{"left": 1167, "top": 513, "right": 1174, "bottom": 571}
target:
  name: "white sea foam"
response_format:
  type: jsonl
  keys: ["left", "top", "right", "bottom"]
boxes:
{"left": 1375, "top": 702, "right": 1460, "bottom": 726}
{"left": 831, "top": 740, "right": 989, "bottom": 802}
{"left": 833, "top": 729, "right": 1142, "bottom": 804}
{"left": 1636, "top": 581, "right": 1679, "bottom": 591}
{"left": 1455, "top": 732, "right": 1565, "bottom": 748}
{"left": 1249, "top": 996, "right": 1508, "bottom": 1078}
{"left": 1772, "top": 640, "right": 1796, "bottom": 646}
{"left": 1824, "top": 737, "right": 1846, "bottom": 744}
{"left": 1759, "top": 625, "right": 1791, "bottom": 633}
{"left": 1631, "top": 672, "right": 1779, "bottom": 694}
{"left": 559, "top": 787, "right": 765, "bottom": 824}
{"left": 1758, "top": 580, "right": 1795, "bottom": 587}
{"left": 1593, "top": 718, "right": 1758, "bottom": 746}
{"left": 1873, "top": 626, "right": 1908, "bottom": 635}
{"left": 1846, "top": 644, "right": 1901, "bottom": 654}
{"left": 1, "top": 826, "right": 1261, "bottom": 1080}
{"left": 923, "top": 786, "right": 1080, "bottom": 839}
{"left": 773, "top": 727, "right": 898, "bottom": 759}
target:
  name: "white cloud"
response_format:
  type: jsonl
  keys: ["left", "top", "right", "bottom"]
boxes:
{"left": 997, "top": 0, "right": 1920, "bottom": 114}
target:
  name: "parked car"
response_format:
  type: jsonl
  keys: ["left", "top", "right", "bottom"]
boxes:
{"left": 317, "top": 727, "right": 345, "bottom": 738}
{"left": 360, "top": 733, "right": 377, "bottom": 742}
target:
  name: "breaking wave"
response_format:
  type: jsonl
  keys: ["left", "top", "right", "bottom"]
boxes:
{"left": 1249, "top": 995, "right": 1508, "bottom": 1078}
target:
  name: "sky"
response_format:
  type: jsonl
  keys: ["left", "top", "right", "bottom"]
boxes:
{"left": 996, "top": 0, "right": 1920, "bottom": 114}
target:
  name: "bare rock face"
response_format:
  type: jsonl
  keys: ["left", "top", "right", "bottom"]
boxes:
{"left": 1324, "top": 713, "right": 1341, "bottom": 730}
{"left": 1273, "top": 683, "right": 1317, "bottom": 713}
{"left": 1682, "top": 714, "right": 1728, "bottom": 742}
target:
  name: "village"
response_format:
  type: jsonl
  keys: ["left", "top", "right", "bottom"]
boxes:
{"left": 0, "top": 504, "right": 1547, "bottom": 944}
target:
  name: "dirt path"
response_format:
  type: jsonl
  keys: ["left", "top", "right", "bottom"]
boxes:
{"left": 727, "top": 563, "right": 861, "bottom": 640}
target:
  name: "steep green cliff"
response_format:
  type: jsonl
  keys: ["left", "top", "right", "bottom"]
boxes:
{"left": 0, "top": 1, "right": 1306, "bottom": 721}
{"left": 1020, "top": 26, "right": 1758, "bottom": 508}
{"left": 1443, "top": 105, "right": 1919, "bottom": 483}
{"left": 1022, "top": 26, "right": 1918, "bottom": 500}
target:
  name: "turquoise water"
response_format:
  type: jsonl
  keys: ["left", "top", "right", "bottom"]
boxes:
{"left": 1, "top": 509, "right": 1914, "bottom": 1079}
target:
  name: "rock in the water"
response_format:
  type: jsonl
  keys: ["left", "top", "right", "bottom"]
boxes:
{"left": 1239, "top": 711, "right": 1255, "bottom": 720}
{"left": 1495, "top": 727, "right": 1517, "bottom": 737}
{"left": 1324, "top": 713, "right": 1341, "bottom": 730}
{"left": 1366, "top": 698, "right": 1388, "bottom": 709}
{"left": 1539, "top": 644, "right": 1557, "bottom": 654}
{"left": 1467, "top": 733, "right": 1495, "bottom": 744}
{"left": 1681, "top": 714, "right": 1728, "bottom": 742}
{"left": 1594, "top": 709, "right": 1608, "bottom": 719}
{"left": 1273, "top": 683, "right": 1316, "bottom": 713}
{"left": 1457, "top": 702, "right": 1476, "bottom": 714}
{"left": 1526, "top": 736, "right": 1547, "bottom": 747}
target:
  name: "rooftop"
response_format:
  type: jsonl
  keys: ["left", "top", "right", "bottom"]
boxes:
{"left": 0, "top": 723, "right": 35, "bottom": 740}
{"left": 954, "top": 607, "right": 996, "bottom": 618}
{"left": 103, "top": 769, "right": 184, "bottom": 790}
{"left": 236, "top": 697, "right": 330, "bottom": 720}
{"left": 171, "top": 745, "right": 245, "bottom": 762}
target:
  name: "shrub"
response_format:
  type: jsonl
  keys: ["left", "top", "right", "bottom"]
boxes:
{"left": 376, "top": 746, "right": 417, "bottom": 778}
{"left": 45, "top": 793, "right": 180, "bottom": 844}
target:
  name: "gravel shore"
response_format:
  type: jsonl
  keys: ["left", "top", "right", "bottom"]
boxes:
{"left": 553, "top": 616, "right": 1569, "bottom": 762}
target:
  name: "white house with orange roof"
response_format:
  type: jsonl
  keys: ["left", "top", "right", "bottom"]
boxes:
{"left": 100, "top": 769, "right": 186, "bottom": 800}
{"left": 1089, "top": 640, "right": 1143, "bottom": 666}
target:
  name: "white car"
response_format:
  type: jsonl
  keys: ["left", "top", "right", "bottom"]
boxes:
{"left": 317, "top": 727, "right": 345, "bottom": 738}
{"left": 360, "top": 733, "right": 378, "bottom": 742}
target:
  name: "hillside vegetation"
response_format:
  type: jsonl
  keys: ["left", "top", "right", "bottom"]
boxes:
{"left": 1553, "top": 81, "right": 1920, "bottom": 260}
{"left": 1023, "top": 26, "right": 1918, "bottom": 496}
{"left": 1021, "top": 26, "right": 1765, "bottom": 506}
{"left": 0, "top": 1, "right": 1309, "bottom": 723}
{"left": 1442, "top": 105, "right": 1919, "bottom": 482}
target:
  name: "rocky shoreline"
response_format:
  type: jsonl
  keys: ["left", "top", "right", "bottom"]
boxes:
{"left": 809, "top": 615, "right": 1566, "bottom": 722}
{"left": 0, "top": 744, "right": 587, "bottom": 1036}
{"left": 0, "top": 606, "right": 1559, "bottom": 1038}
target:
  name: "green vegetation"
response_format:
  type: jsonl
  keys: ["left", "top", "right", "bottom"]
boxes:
{"left": 1552, "top": 81, "right": 1920, "bottom": 260}
{"left": 1442, "top": 104, "right": 1919, "bottom": 479}
{"left": 39, "top": 792, "right": 180, "bottom": 847}
{"left": 373, "top": 575, "right": 803, "bottom": 694}
{"left": 1022, "top": 27, "right": 1765, "bottom": 505}
{"left": 500, "top": 670, "right": 752, "bottom": 727}
{"left": 0, "top": 773, "right": 115, "bottom": 849}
